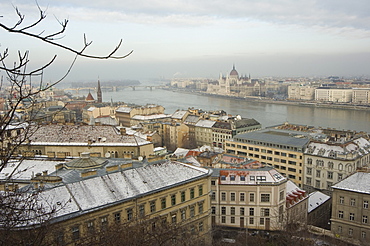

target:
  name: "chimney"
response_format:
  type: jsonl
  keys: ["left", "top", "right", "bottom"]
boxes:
{"left": 120, "top": 127, "right": 127, "bottom": 135}
{"left": 42, "top": 170, "right": 48, "bottom": 176}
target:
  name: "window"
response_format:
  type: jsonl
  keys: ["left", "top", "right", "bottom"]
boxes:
{"left": 338, "top": 226, "right": 342, "bottom": 233}
{"left": 256, "top": 176, "right": 266, "bottom": 181}
{"left": 231, "top": 216, "right": 235, "bottom": 224}
{"left": 279, "top": 191, "right": 284, "bottom": 201}
{"left": 230, "top": 207, "right": 235, "bottom": 215}
{"left": 211, "top": 191, "right": 216, "bottom": 201}
{"left": 181, "top": 210, "right": 186, "bottom": 221}
{"left": 306, "top": 177, "right": 312, "bottom": 185}
{"left": 172, "top": 214, "right": 177, "bottom": 224}
{"left": 101, "top": 216, "right": 108, "bottom": 230}
{"left": 240, "top": 175, "right": 245, "bottom": 181}
{"left": 364, "top": 200, "right": 369, "bottom": 209}
{"left": 240, "top": 193, "right": 245, "bottom": 202}
{"left": 199, "top": 222, "right": 204, "bottom": 232}
{"left": 71, "top": 225, "right": 80, "bottom": 241}
{"left": 327, "top": 171, "right": 333, "bottom": 179}
{"left": 260, "top": 218, "right": 265, "bottom": 225}
{"left": 114, "top": 212, "right": 121, "bottom": 223}
{"left": 261, "top": 194, "right": 270, "bottom": 202}
{"left": 221, "top": 207, "right": 226, "bottom": 215}
{"left": 315, "top": 180, "right": 320, "bottom": 188}
{"left": 316, "top": 170, "right": 321, "bottom": 178}
{"left": 249, "top": 208, "right": 254, "bottom": 216}
{"left": 240, "top": 207, "right": 245, "bottom": 216}
{"left": 250, "top": 176, "right": 255, "bottom": 181}
{"left": 261, "top": 208, "right": 270, "bottom": 217}
{"left": 363, "top": 215, "right": 368, "bottom": 224}
{"left": 307, "top": 167, "right": 312, "bottom": 175}
{"left": 230, "top": 175, "right": 235, "bottom": 181}
{"left": 250, "top": 193, "right": 255, "bottom": 202}
{"left": 139, "top": 204, "right": 145, "bottom": 217}
{"left": 171, "top": 194, "right": 176, "bottom": 206}
{"left": 338, "top": 211, "right": 344, "bottom": 219}
{"left": 211, "top": 180, "right": 216, "bottom": 185}
{"left": 87, "top": 221, "right": 94, "bottom": 234}
{"left": 221, "top": 216, "right": 226, "bottom": 223}
{"left": 221, "top": 175, "right": 226, "bottom": 180}
{"left": 349, "top": 228, "right": 353, "bottom": 236}
{"left": 328, "top": 162, "right": 334, "bottom": 169}
{"left": 198, "top": 185, "right": 203, "bottom": 196}
{"left": 351, "top": 198, "right": 356, "bottom": 206}
{"left": 221, "top": 192, "right": 226, "bottom": 201}
{"left": 212, "top": 206, "right": 216, "bottom": 214}
{"left": 339, "top": 196, "right": 344, "bottom": 204}
{"left": 339, "top": 163, "right": 343, "bottom": 171}
{"left": 190, "top": 206, "right": 195, "bottom": 217}
{"left": 349, "top": 213, "right": 355, "bottom": 221}
{"left": 127, "top": 208, "right": 133, "bottom": 221}
{"left": 150, "top": 201, "right": 156, "bottom": 213}
{"left": 231, "top": 193, "right": 236, "bottom": 201}
{"left": 249, "top": 217, "right": 254, "bottom": 224}
{"left": 199, "top": 203, "right": 203, "bottom": 214}
{"left": 327, "top": 181, "right": 333, "bottom": 190}
{"left": 161, "top": 198, "right": 167, "bottom": 209}
{"left": 190, "top": 188, "right": 195, "bottom": 199}
{"left": 338, "top": 173, "right": 343, "bottom": 181}
{"left": 181, "top": 191, "right": 186, "bottom": 202}
{"left": 362, "top": 231, "right": 366, "bottom": 239}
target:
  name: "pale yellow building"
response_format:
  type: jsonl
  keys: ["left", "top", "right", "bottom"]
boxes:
{"left": 288, "top": 85, "right": 315, "bottom": 101}
{"left": 15, "top": 160, "right": 213, "bottom": 245}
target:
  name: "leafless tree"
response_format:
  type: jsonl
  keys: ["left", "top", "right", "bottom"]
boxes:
{"left": 0, "top": 3, "right": 132, "bottom": 244}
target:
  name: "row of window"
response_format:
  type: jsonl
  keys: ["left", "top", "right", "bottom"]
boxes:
{"left": 220, "top": 175, "right": 267, "bottom": 182}
{"left": 227, "top": 141, "right": 302, "bottom": 153}
{"left": 338, "top": 197, "right": 369, "bottom": 208}
{"left": 306, "top": 178, "right": 333, "bottom": 190}
{"left": 337, "top": 226, "right": 367, "bottom": 239}
{"left": 306, "top": 159, "right": 354, "bottom": 173}
{"left": 338, "top": 211, "right": 368, "bottom": 223}
{"left": 213, "top": 206, "right": 270, "bottom": 217}
{"left": 212, "top": 192, "right": 271, "bottom": 203}
{"left": 219, "top": 215, "right": 270, "bottom": 225}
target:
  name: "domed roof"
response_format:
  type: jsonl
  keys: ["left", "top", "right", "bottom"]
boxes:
{"left": 230, "top": 64, "right": 239, "bottom": 77}
{"left": 65, "top": 152, "right": 107, "bottom": 169}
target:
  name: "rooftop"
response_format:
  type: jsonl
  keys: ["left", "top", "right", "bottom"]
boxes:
{"left": 332, "top": 171, "right": 370, "bottom": 194}
{"left": 308, "top": 191, "right": 331, "bottom": 213}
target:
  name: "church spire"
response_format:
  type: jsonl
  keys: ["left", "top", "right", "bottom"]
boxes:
{"left": 97, "top": 78, "right": 102, "bottom": 103}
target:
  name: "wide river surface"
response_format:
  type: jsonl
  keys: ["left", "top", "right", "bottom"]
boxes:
{"left": 99, "top": 88, "right": 370, "bottom": 133}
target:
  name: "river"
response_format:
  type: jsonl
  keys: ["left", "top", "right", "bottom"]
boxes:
{"left": 98, "top": 88, "right": 370, "bottom": 133}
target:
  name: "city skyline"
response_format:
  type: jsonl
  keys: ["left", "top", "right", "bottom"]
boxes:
{"left": 1, "top": 0, "right": 370, "bottom": 82}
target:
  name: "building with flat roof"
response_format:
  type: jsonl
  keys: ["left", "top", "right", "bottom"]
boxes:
{"left": 225, "top": 128, "right": 310, "bottom": 187}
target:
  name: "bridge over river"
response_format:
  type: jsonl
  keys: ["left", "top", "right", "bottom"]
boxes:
{"left": 64, "top": 85, "right": 164, "bottom": 94}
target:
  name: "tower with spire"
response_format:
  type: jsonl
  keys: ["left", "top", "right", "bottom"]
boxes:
{"left": 97, "top": 79, "right": 102, "bottom": 103}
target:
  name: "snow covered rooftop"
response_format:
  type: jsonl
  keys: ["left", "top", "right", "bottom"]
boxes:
{"left": 195, "top": 120, "right": 216, "bottom": 128}
{"left": 34, "top": 161, "right": 211, "bottom": 223}
{"left": 131, "top": 114, "right": 170, "bottom": 120}
{"left": 304, "top": 137, "right": 370, "bottom": 158}
{"left": 308, "top": 191, "right": 330, "bottom": 213}
{"left": 26, "top": 125, "right": 151, "bottom": 146}
{"left": 115, "top": 107, "right": 132, "bottom": 113}
{"left": 171, "top": 110, "right": 188, "bottom": 119}
{"left": 332, "top": 172, "right": 370, "bottom": 194}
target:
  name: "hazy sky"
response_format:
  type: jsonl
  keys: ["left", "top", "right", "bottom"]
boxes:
{"left": 1, "top": 0, "right": 370, "bottom": 83}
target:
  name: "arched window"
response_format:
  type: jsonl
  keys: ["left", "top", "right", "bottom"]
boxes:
{"left": 338, "top": 163, "right": 343, "bottom": 171}
{"left": 307, "top": 158, "right": 312, "bottom": 165}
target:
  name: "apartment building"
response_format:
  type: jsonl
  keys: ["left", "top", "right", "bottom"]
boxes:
{"left": 315, "top": 88, "right": 353, "bottom": 103}
{"left": 195, "top": 120, "right": 215, "bottom": 147}
{"left": 353, "top": 88, "right": 370, "bottom": 104}
{"left": 15, "top": 160, "right": 213, "bottom": 245}
{"left": 288, "top": 85, "right": 315, "bottom": 100}
{"left": 225, "top": 129, "right": 310, "bottom": 187}
{"left": 210, "top": 163, "right": 287, "bottom": 231}
{"left": 331, "top": 171, "right": 370, "bottom": 245}
{"left": 303, "top": 137, "right": 370, "bottom": 194}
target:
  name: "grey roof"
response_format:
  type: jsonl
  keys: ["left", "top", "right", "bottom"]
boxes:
{"left": 308, "top": 191, "right": 330, "bottom": 213}
{"left": 332, "top": 172, "right": 370, "bottom": 194}
{"left": 234, "top": 129, "right": 310, "bottom": 148}
{"left": 184, "top": 115, "right": 200, "bottom": 124}
{"left": 30, "top": 161, "right": 212, "bottom": 225}
{"left": 195, "top": 120, "right": 216, "bottom": 128}
{"left": 171, "top": 110, "right": 188, "bottom": 119}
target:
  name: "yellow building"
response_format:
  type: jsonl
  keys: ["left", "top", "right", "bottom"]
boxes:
{"left": 15, "top": 160, "right": 213, "bottom": 245}
{"left": 225, "top": 128, "right": 310, "bottom": 187}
